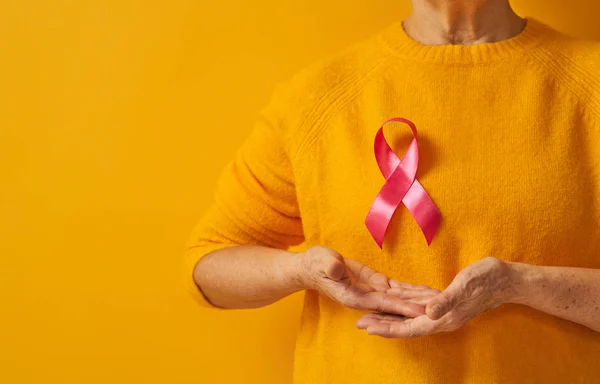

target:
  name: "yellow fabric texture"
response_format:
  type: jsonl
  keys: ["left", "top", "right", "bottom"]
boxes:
{"left": 185, "top": 17, "right": 600, "bottom": 383}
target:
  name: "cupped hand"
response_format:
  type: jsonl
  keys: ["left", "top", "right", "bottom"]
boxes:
{"left": 357, "top": 257, "right": 517, "bottom": 338}
{"left": 299, "top": 246, "right": 440, "bottom": 318}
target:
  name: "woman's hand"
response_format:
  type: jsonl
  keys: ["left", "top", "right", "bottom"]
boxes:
{"left": 357, "top": 257, "right": 517, "bottom": 337}
{"left": 299, "top": 246, "right": 440, "bottom": 318}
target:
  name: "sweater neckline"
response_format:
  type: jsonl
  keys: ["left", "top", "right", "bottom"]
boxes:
{"left": 378, "top": 17, "right": 553, "bottom": 65}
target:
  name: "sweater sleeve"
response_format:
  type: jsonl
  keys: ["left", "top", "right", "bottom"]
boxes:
{"left": 184, "top": 80, "right": 306, "bottom": 308}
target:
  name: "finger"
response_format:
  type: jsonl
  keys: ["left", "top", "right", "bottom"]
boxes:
{"left": 343, "top": 260, "right": 391, "bottom": 290}
{"left": 344, "top": 259, "right": 368, "bottom": 274}
{"left": 360, "top": 312, "right": 407, "bottom": 321}
{"left": 389, "top": 280, "right": 437, "bottom": 290}
{"left": 358, "top": 312, "right": 386, "bottom": 320}
{"left": 407, "top": 295, "right": 438, "bottom": 306}
{"left": 370, "top": 283, "right": 393, "bottom": 293}
{"left": 345, "top": 260, "right": 390, "bottom": 288}
{"left": 356, "top": 313, "right": 407, "bottom": 329}
{"left": 369, "top": 272, "right": 391, "bottom": 289}
{"left": 426, "top": 281, "right": 466, "bottom": 320}
{"left": 356, "top": 315, "right": 382, "bottom": 329}
{"left": 356, "top": 292, "right": 426, "bottom": 317}
{"left": 386, "top": 287, "right": 441, "bottom": 299}
{"left": 346, "top": 283, "right": 390, "bottom": 295}
{"left": 343, "top": 259, "right": 372, "bottom": 280}
{"left": 366, "top": 315, "right": 437, "bottom": 338}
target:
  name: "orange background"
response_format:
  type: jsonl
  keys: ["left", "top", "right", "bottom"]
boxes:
{"left": 0, "top": 1, "right": 598, "bottom": 383}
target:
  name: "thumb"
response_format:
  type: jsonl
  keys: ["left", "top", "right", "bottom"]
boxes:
{"left": 426, "top": 283, "right": 465, "bottom": 320}
{"left": 324, "top": 254, "right": 348, "bottom": 281}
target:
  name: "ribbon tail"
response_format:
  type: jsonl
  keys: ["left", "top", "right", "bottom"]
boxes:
{"left": 403, "top": 180, "right": 441, "bottom": 245}
{"left": 365, "top": 168, "right": 415, "bottom": 248}
{"left": 365, "top": 195, "right": 394, "bottom": 249}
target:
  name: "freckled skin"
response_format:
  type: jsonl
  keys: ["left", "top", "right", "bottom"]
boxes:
{"left": 358, "top": 258, "right": 600, "bottom": 338}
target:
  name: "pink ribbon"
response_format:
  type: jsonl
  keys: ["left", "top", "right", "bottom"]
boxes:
{"left": 365, "top": 117, "right": 441, "bottom": 248}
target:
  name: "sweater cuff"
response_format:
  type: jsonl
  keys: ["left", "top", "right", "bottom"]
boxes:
{"left": 184, "top": 243, "right": 239, "bottom": 309}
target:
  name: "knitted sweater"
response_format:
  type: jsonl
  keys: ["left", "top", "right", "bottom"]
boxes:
{"left": 185, "top": 17, "right": 600, "bottom": 383}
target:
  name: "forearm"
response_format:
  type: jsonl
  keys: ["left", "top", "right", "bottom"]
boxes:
{"left": 508, "top": 262, "right": 600, "bottom": 332}
{"left": 193, "top": 245, "right": 305, "bottom": 309}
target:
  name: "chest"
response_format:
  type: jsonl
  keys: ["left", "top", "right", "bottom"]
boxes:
{"left": 294, "top": 106, "right": 600, "bottom": 279}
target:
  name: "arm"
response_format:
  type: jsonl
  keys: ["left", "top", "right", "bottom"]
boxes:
{"left": 357, "top": 257, "right": 600, "bottom": 338}
{"left": 194, "top": 244, "right": 436, "bottom": 316}
{"left": 193, "top": 245, "right": 303, "bottom": 309}
{"left": 509, "top": 262, "right": 600, "bottom": 332}
{"left": 184, "top": 78, "right": 307, "bottom": 309}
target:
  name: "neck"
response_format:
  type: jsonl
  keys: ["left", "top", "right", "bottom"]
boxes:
{"left": 404, "top": 0, "right": 525, "bottom": 45}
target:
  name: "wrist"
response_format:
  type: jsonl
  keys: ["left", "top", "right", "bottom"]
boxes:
{"left": 504, "top": 261, "right": 542, "bottom": 305}
{"left": 289, "top": 250, "right": 312, "bottom": 291}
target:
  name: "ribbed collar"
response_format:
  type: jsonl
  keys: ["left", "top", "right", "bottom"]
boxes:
{"left": 378, "top": 17, "right": 555, "bottom": 65}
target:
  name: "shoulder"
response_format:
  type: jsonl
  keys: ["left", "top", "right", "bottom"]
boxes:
{"left": 532, "top": 22, "right": 600, "bottom": 120}
{"left": 262, "top": 25, "right": 393, "bottom": 151}
{"left": 550, "top": 32, "right": 600, "bottom": 66}
{"left": 548, "top": 32, "right": 600, "bottom": 81}
{"left": 287, "top": 27, "right": 392, "bottom": 99}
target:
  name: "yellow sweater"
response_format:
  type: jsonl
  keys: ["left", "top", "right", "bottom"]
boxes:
{"left": 186, "top": 17, "right": 600, "bottom": 383}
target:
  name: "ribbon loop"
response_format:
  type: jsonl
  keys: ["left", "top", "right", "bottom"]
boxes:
{"left": 365, "top": 118, "right": 441, "bottom": 248}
